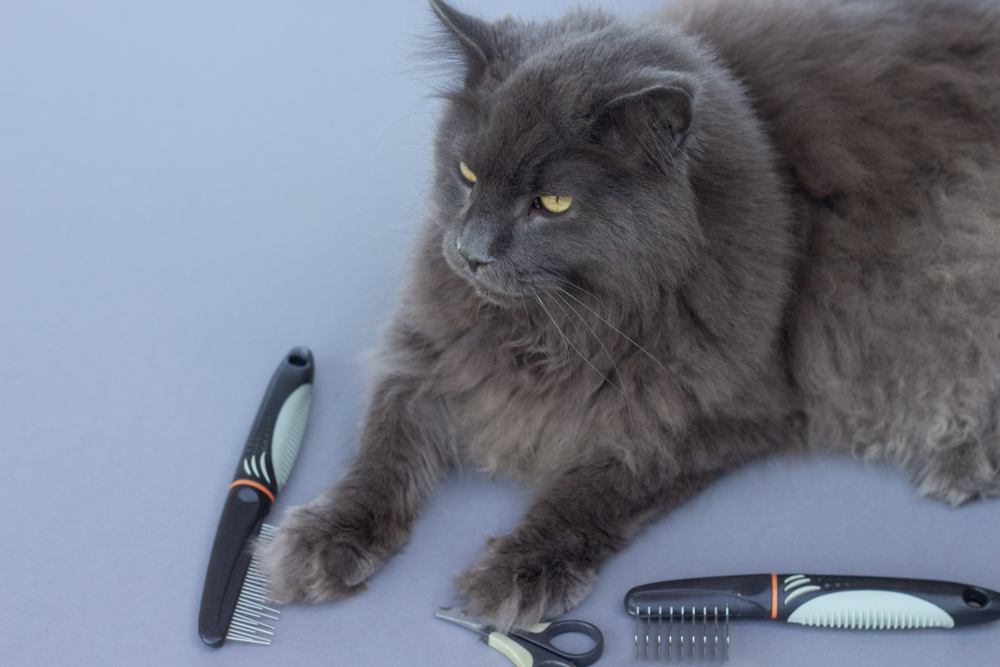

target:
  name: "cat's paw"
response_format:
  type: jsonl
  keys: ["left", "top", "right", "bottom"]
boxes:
{"left": 258, "top": 501, "right": 391, "bottom": 603}
{"left": 914, "top": 439, "right": 1000, "bottom": 506}
{"left": 455, "top": 535, "right": 596, "bottom": 632}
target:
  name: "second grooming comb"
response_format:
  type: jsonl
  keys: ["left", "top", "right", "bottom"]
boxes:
{"left": 625, "top": 573, "right": 1000, "bottom": 662}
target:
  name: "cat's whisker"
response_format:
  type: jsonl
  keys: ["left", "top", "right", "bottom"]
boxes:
{"left": 554, "top": 286, "right": 684, "bottom": 393}
{"left": 373, "top": 108, "right": 437, "bottom": 173}
{"left": 399, "top": 169, "right": 444, "bottom": 229}
{"left": 549, "top": 291, "right": 618, "bottom": 383}
{"left": 532, "top": 292, "right": 577, "bottom": 358}
{"left": 412, "top": 198, "right": 445, "bottom": 229}
{"left": 401, "top": 181, "right": 435, "bottom": 221}
{"left": 533, "top": 292, "right": 622, "bottom": 395}
{"left": 552, "top": 291, "right": 635, "bottom": 426}
{"left": 550, "top": 291, "right": 612, "bottom": 367}
{"left": 545, "top": 270, "right": 608, "bottom": 309}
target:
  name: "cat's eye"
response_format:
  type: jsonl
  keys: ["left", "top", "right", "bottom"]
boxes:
{"left": 536, "top": 195, "right": 573, "bottom": 213}
{"left": 458, "top": 161, "right": 477, "bottom": 184}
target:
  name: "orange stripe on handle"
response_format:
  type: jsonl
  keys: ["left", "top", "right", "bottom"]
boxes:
{"left": 229, "top": 479, "right": 275, "bottom": 502}
{"left": 771, "top": 573, "right": 778, "bottom": 619}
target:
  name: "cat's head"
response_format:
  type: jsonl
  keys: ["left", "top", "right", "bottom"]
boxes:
{"left": 427, "top": 0, "right": 714, "bottom": 310}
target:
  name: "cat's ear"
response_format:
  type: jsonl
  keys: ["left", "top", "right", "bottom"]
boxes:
{"left": 598, "top": 81, "right": 695, "bottom": 170}
{"left": 429, "top": 0, "right": 495, "bottom": 85}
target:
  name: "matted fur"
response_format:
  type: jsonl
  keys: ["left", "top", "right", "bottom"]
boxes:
{"left": 260, "top": 0, "right": 1000, "bottom": 631}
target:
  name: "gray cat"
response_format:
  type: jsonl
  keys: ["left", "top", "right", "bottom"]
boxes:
{"left": 260, "top": 0, "right": 1000, "bottom": 631}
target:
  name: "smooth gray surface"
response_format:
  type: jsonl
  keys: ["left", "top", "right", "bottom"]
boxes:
{"left": 1, "top": 1, "right": 997, "bottom": 666}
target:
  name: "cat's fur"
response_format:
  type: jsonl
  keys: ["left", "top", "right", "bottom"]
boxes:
{"left": 261, "top": 0, "right": 1000, "bottom": 631}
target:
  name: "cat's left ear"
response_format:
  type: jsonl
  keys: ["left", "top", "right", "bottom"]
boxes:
{"left": 430, "top": 0, "right": 495, "bottom": 86}
{"left": 598, "top": 79, "right": 695, "bottom": 170}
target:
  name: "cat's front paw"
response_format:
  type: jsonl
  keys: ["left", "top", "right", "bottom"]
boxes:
{"left": 455, "top": 536, "right": 597, "bottom": 632}
{"left": 258, "top": 501, "right": 392, "bottom": 604}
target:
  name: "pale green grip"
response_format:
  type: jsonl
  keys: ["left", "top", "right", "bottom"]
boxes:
{"left": 271, "top": 383, "right": 312, "bottom": 490}
{"left": 488, "top": 632, "right": 534, "bottom": 667}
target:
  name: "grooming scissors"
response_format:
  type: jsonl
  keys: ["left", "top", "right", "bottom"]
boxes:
{"left": 436, "top": 605, "right": 604, "bottom": 667}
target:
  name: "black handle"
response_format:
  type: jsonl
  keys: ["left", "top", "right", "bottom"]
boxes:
{"left": 514, "top": 620, "right": 604, "bottom": 666}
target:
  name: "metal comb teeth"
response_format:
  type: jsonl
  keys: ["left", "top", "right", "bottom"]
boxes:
{"left": 226, "top": 523, "right": 281, "bottom": 645}
{"left": 634, "top": 605, "right": 729, "bottom": 662}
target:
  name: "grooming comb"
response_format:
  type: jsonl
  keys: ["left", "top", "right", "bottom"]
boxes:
{"left": 198, "top": 347, "right": 314, "bottom": 647}
{"left": 626, "top": 573, "right": 1000, "bottom": 662}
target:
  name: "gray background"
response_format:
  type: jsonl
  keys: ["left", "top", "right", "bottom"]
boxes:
{"left": 1, "top": 1, "right": 996, "bottom": 665}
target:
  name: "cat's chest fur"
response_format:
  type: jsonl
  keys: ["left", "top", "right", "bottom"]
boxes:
{"left": 438, "top": 308, "right": 630, "bottom": 479}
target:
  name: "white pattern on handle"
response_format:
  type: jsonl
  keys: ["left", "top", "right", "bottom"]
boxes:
{"left": 787, "top": 590, "right": 954, "bottom": 629}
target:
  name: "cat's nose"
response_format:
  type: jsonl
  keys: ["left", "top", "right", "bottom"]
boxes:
{"left": 463, "top": 253, "right": 493, "bottom": 272}
{"left": 456, "top": 240, "right": 494, "bottom": 272}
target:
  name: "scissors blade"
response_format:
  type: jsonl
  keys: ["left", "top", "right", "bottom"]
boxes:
{"left": 435, "top": 605, "right": 492, "bottom": 635}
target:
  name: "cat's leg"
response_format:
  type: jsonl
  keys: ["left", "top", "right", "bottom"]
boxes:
{"left": 260, "top": 376, "right": 455, "bottom": 602}
{"left": 454, "top": 451, "right": 723, "bottom": 632}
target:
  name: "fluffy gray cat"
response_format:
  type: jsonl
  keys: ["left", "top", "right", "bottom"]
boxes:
{"left": 261, "top": 0, "right": 1000, "bottom": 631}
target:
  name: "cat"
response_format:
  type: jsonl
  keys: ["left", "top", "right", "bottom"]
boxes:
{"left": 260, "top": 0, "right": 1000, "bottom": 632}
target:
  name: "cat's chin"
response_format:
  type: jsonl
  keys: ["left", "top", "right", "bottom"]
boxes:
{"left": 468, "top": 280, "right": 529, "bottom": 309}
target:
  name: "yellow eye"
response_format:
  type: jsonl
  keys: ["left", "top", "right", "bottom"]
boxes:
{"left": 459, "top": 161, "right": 477, "bottom": 184}
{"left": 538, "top": 195, "right": 572, "bottom": 213}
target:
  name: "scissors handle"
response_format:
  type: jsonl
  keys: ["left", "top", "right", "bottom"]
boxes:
{"left": 513, "top": 619, "right": 604, "bottom": 667}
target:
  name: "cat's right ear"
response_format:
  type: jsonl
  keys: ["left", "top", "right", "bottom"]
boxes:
{"left": 597, "top": 78, "right": 696, "bottom": 172}
{"left": 429, "top": 0, "right": 495, "bottom": 86}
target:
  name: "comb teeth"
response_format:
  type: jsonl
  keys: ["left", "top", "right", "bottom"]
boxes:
{"left": 635, "top": 605, "right": 729, "bottom": 662}
{"left": 226, "top": 523, "right": 281, "bottom": 646}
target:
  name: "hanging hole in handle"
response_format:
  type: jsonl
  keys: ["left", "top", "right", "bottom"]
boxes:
{"left": 962, "top": 588, "right": 989, "bottom": 609}
{"left": 288, "top": 353, "right": 308, "bottom": 367}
